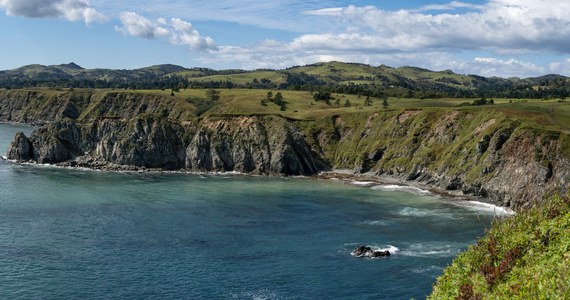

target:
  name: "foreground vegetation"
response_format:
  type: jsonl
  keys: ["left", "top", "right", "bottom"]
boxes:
{"left": 430, "top": 192, "right": 570, "bottom": 299}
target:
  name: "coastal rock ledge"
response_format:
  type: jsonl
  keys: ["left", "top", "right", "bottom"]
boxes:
{"left": 7, "top": 115, "right": 328, "bottom": 176}
{"left": 6, "top": 109, "right": 570, "bottom": 208}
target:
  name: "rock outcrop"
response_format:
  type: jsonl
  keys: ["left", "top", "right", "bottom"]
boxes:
{"left": 7, "top": 115, "right": 327, "bottom": 175}
{"left": 352, "top": 245, "right": 391, "bottom": 258}
{"left": 7, "top": 132, "right": 33, "bottom": 161}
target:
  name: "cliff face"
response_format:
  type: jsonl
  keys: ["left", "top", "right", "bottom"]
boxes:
{"left": 185, "top": 116, "right": 327, "bottom": 174}
{"left": 8, "top": 115, "right": 326, "bottom": 175}
{"left": 299, "top": 110, "right": 570, "bottom": 207}
{"left": 4, "top": 90, "right": 569, "bottom": 207}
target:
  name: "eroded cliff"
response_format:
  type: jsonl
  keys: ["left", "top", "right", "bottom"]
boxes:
{"left": 299, "top": 110, "right": 570, "bottom": 207}
{"left": 8, "top": 114, "right": 326, "bottom": 175}
{"left": 4, "top": 90, "right": 569, "bottom": 207}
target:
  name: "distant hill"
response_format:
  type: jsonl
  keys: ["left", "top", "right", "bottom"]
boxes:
{"left": 1, "top": 61, "right": 569, "bottom": 99}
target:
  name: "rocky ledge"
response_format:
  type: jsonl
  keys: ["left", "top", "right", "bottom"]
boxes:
{"left": 7, "top": 115, "right": 329, "bottom": 176}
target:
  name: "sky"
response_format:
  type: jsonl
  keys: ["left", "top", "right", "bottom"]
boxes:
{"left": 0, "top": 0, "right": 569, "bottom": 78}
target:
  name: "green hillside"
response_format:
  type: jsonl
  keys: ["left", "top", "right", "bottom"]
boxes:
{"left": 2, "top": 61, "right": 570, "bottom": 99}
{"left": 430, "top": 192, "right": 570, "bottom": 299}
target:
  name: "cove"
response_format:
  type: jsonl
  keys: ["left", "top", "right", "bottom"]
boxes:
{"left": 0, "top": 124, "right": 498, "bottom": 299}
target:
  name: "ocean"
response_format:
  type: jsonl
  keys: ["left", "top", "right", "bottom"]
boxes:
{"left": 0, "top": 124, "right": 498, "bottom": 299}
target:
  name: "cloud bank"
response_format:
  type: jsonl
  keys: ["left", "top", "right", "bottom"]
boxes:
{"left": 303, "top": 0, "right": 570, "bottom": 53}
{"left": 201, "top": 0, "right": 570, "bottom": 77}
{"left": 0, "top": 0, "right": 106, "bottom": 23}
{"left": 115, "top": 12, "right": 216, "bottom": 51}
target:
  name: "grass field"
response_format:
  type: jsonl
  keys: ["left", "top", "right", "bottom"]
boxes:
{"left": 10, "top": 87, "right": 570, "bottom": 133}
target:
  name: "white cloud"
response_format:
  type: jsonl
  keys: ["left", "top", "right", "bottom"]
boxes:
{"left": 548, "top": 58, "right": 570, "bottom": 75}
{"left": 116, "top": 12, "right": 169, "bottom": 39}
{"left": 169, "top": 18, "right": 216, "bottom": 51}
{"left": 302, "top": 1, "right": 570, "bottom": 53}
{"left": 467, "top": 57, "right": 545, "bottom": 77}
{"left": 0, "top": 0, "right": 106, "bottom": 24}
{"left": 115, "top": 12, "right": 216, "bottom": 51}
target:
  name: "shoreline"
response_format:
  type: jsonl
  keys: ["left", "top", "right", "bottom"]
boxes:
{"left": 1, "top": 158, "right": 515, "bottom": 215}
{"left": 315, "top": 170, "right": 515, "bottom": 216}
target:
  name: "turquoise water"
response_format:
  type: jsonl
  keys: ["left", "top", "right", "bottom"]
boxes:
{"left": 0, "top": 124, "right": 496, "bottom": 299}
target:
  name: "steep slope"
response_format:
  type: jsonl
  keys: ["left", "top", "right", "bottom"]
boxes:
{"left": 7, "top": 115, "right": 326, "bottom": 175}
{"left": 298, "top": 109, "right": 570, "bottom": 207}
{"left": 430, "top": 192, "right": 570, "bottom": 299}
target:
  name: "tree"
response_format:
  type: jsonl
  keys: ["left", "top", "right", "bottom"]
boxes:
{"left": 280, "top": 101, "right": 287, "bottom": 111}
{"left": 364, "top": 96, "right": 373, "bottom": 106}
{"left": 344, "top": 99, "right": 351, "bottom": 107}
{"left": 206, "top": 89, "right": 220, "bottom": 101}
{"left": 335, "top": 98, "right": 340, "bottom": 107}
{"left": 274, "top": 92, "right": 283, "bottom": 105}
{"left": 266, "top": 91, "right": 273, "bottom": 102}
{"left": 382, "top": 97, "right": 389, "bottom": 109}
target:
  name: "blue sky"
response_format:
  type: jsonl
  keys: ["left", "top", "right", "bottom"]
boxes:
{"left": 0, "top": 0, "right": 569, "bottom": 77}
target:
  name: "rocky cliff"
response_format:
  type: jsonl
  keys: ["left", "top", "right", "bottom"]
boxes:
{"left": 4, "top": 90, "right": 570, "bottom": 208}
{"left": 7, "top": 114, "right": 327, "bottom": 175}
{"left": 299, "top": 110, "right": 570, "bottom": 207}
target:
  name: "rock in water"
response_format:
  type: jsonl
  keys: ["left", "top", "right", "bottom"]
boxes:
{"left": 352, "top": 245, "right": 372, "bottom": 257}
{"left": 7, "top": 132, "right": 33, "bottom": 161}
{"left": 352, "top": 245, "right": 391, "bottom": 258}
{"left": 371, "top": 250, "right": 391, "bottom": 257}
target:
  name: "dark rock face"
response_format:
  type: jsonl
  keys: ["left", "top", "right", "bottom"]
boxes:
{"left": 7, "top": 115, "right": 327, "bottom": 176}
{"left": 185, "top": 116, "right": 326, "bottom": 175}
{"left": 7, "top": 132, "right": 33, "bottom": 161}
{"left": 29, "top": 120, "right": 84, "bottom": 163}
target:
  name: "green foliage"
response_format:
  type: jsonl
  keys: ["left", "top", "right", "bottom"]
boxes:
{"left": 266, "top": 91, "right": 273, "bottom": 102}
{"left": 206, "top": 89, "right": 220, "bottom": 101}
{"left": 472, "top": 97, "right": 495, "bottom": 106}
{"left": 344, "top": 99, "right": 351, "bottom": 107}
{"left": 430, "top": 192, "right": 570, "bottom": 300}
{"left": 313, "top": 91, "right": 332, "bottom": 104}
{"left": 364, "top": 96, "right": 373, "bottom": 106}
{"left": 382, "top": 97, "right": 389, "bottom": 109}
{"left": 3, "top": 61, "right": 570, "bottom": 100}
{"left": 186, "top": 97, "right": 215, "bottom": 116}
{"left": 274, "top": 92, "right": 284, "bottom": 105}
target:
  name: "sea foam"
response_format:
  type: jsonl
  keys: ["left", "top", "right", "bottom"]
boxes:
{"left": 371, "top": 184, "right": 431, "bottom": 195}
{"left": 454, "top": 200, "right": 515, "bottom": 216}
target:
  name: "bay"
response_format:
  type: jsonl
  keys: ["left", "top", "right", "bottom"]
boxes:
{"left": 0, "top": 124, "right": 496, "bottom": 299}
